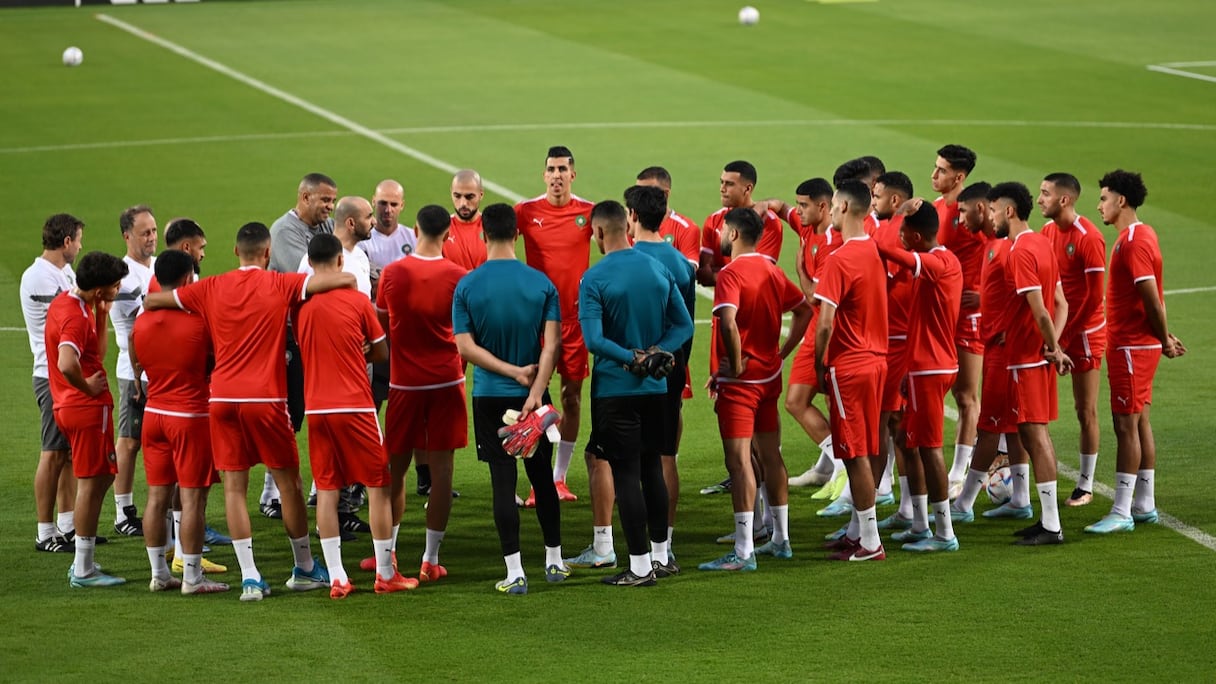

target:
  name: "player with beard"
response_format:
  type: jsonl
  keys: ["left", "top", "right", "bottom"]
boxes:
{"left": 445, "top": 169, "right": 488, "bottom": 271}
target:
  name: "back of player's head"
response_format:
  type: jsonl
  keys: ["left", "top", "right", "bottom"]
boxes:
{"left": 835, "top": 180, "right": 872, "bottom": 215}
{"left": 860, "top": 156, "right": 887, "bottom": 176}
{"left": 937, "top": 144, "right": 977, "bottom": 174}
{"left": 547, "top": 145, "right": 575, "bottom": 166}
{"left": 75, "top": 251, "right": 129, "bottom": 291}
{"left": 636, "top": 166, "right": 672, "bottom": 189}
{"left": 154, "top": 249, "right": 195, "bottom": 289}
{"left": 164, "top": 218, "right": 204, "bottom": 248}
{"left": 307, "top": 233, "right": 343, "bottom": 266}
{"left": 833, "top": 158, "right": 872, "bottom": 187}
{"left": 333, "top": 196, "right": 368, "bottom": 227}
{"left": 723, "top": 160, "right": 758, "bottom": 185}
{"left": 724, "top": 207, "right": 763, "bottom": 246}
{"left": 42, "top": 213, "right": 83, "bottom": 250}
{"left": 300, "top": 172, "right": 337, "bottom": 193}
{"left": 236, "top": 221, "right": 271, "bottom": 258}
{"left": 623, "top": 185, "right": 667, "bottom": 232}
{"left": 1044, "top": 172, "right": 1081, "bottom": 197}
{"left": 119, "top": 204, "right": 153, "bottom": 235}
{"left": 591, "top": 200, "right": 628, "bottom": 236}
{"left": 987, "top": 182, "right": 1034, "bottom": 220}
{"left": 903, "top": 202, "right": 940, "bottom": 240}
{"left": 415, "top": 205, "right": 450, "bottom": 239}
{"left": 958, "top": 181, "right": 992, "bottom": 204}
{"left": 481, "top": 204, "right": 517, "bottom": 242}
{"left": 875, "top": 171, "right": 914, "bottom": 199}
{"left": 796, "top": 178, "right": 833, "bottom": 200}
{"left": 1099, "top": 170, "right": 1147, "bottom": 208}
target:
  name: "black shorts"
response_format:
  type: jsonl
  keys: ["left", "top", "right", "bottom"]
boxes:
{"left": 472, "top": 391, "right": 554, "bottom": 464}
{"left": 371, "top": 360, "right": 390, "bottom": 404}
{"left": 285, "top": 328, "right": 305, "bottom": 433}
{"left": 589, "top": 394, "right": 665, "bottom": 463}
{"left": 660, "top": 350, "right": 686, "bottom": 455}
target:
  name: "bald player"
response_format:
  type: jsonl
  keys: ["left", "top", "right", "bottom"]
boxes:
{"left": 362, "top": 179, "right": 417, "bottom": 270}
{"left": 444, "top": 169, "right": 488, "bottom": 271}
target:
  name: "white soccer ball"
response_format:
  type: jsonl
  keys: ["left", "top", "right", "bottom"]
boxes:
{"left": 62, "top": 46, "right": 83, "bottom": 67}
{"left": 986, "top": 466, "right": 1013, "bottom": 505}
{"left": 738, "top": 6, "right": 760, "bottom": 25}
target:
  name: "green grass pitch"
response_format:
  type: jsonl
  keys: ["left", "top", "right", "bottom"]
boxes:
{"left": 1, "top": 0, "right": 1215, "bottom": 680}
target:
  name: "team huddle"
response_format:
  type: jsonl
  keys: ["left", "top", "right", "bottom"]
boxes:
{"left": 19, "top": 143, "right": 1186, "bottom": 598}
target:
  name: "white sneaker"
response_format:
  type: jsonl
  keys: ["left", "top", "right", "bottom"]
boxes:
{"left": 182, "top": 576, "right": 231, "bottom": 595}
{"left": 789, "top": 467, "right": 832, "bottom": 487}
{"left": 148, "top": 575, "right": 182, "bottom": 592}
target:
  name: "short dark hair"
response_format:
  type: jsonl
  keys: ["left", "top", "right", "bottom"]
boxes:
{"left": 164, "top": 218, "right": 205, "bottom": 248}
{"left": 795, "top": 178, "right": 833, "bottom": 200}
{"left": 119, "top": 205, "right": 153, "bottom": 235}
{"left": 724, "top": 160, "right": 758, "bottom": 185}
{"left": 153, "top": 249, "right": 195, "bottom": 289}
{"left": 1044, "top": 172, "right": 1081, "bottom": 196}
{"left": 481, "top": 204, "right": 517, "bottom": 242}
{"left": 958, "top": 181, "right": 992, "bottom": 203}
{"left": 591, "top": 200, "right": 628, "bottom": 235}
{"left": 75, "top": 251, "right": 128, "bottom": 291}
{"left": 875, "top": 171, "right": 913, "bottom": 199}
{"left": 835, "top": 180, "right": 872, "bottom": 215}
{"left": 301, "top": 172, "right": 337, "bottom": 191}
{"left": 860, "top": 155, "right": 886, "bottom": 176}
{"left": 307, "top": 233, "right": 343, "bottom": 266}
{"left": 903, "top": 201, "right": 939, "bottom": 240}
{"left": 833, "top": 158, "right": 872, "bottom": 187}
{"left": 636, "top": 166, "right": 672, "bottom": 187}
{"left": 42, "top": 213, "right": 83, "bottom": 251}
{"left": 546, "top": 146, "right": 574, "bottom": 166}
{"left": 937, "top": 144, "right": 977, "bottom": 175}
{"left": 1099, "top": 169, "right": 1147, "bottom": 208}
{"left": 416, "top": 205, "right": 450, "bottom": 239}
{"left": 623, "top": 185, "right": 667, "bottom": 232}
{"left": 724, "top": 207, "right": 763, "bottom": 245}
{"left": 987, "top": 182, "right": 1034, "bottom": 221}
{"left": 236, "top": 222, "right": 271, "bottom": 257}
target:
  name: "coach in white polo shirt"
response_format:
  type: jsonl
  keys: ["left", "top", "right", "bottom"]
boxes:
{"left": 361, "top": 179, "right": 417, "bottom": 275}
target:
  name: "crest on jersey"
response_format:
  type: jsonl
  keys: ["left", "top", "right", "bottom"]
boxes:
{"left": 952, "top": 217, "right": 959, "bottom": 228}
{"left": 812, "top": 245, "right": 819, "bottom": 256}
{"left": 1066, "top": 243, "right": 1076, "bottom": 257}
{"left": 987, "top": 248, "right": 995, "bottom": 261}
{"left": 402, "top": 244, "right": 413, "bottom": 255}
{"left": 664, "top": 235, "right": 674, "bottom": 244}
{"left": 575, "top": 215, "right": 587, "bottom": 227}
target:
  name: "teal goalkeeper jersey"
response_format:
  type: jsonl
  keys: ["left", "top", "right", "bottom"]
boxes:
{"left": 578, "top": 248, "right": 694, "bottom": 398}
{"left": 452, "top": 259, "right": 560, "bottom": 397}
{"left": 633, "top": 239, "right": 696, "bottom": 356}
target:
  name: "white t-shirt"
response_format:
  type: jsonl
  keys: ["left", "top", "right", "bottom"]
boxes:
{"left": 111, "top": 255, "right": 155, "bottom": 381}
{"left": 359, "top": 224, "right": 416, "bottom": 271}
{"left": 19, "top": 256, "right": 76, "bottom": 378}
{"left": 298, "top": 245, "right": 372, "bottom": 299}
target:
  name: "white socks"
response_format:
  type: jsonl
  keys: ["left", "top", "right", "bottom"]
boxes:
{"left": 931, "top": 500, "right": 955, "bottom": 540}
{"left": 545, "top": 545, "right": 564, "bottom": 567}
{"left": 1037, "top": 481, "right": 1060, "bottom": 533}
{"left": 1010, "top": 463, "right": 1032, "bottom": 508}
{"left": 770, "top": 505, "right": 789, "bottom": 545}
{"left": 181, "top": 554, "right": 203, "bottom": 584}
{"left": 593, "top": 526, "right": 613, "bottom": 556}
{"left": 504, "top": 552, "right": 524, "bottom": 581}
{"left": 146, "top": 545, "right": 169, "bottom": 580}
{"left": 233, "top": 537, "right": 259, "bottom": 581}
{"left": 423, "top": 528, "right": 445, "bottom": 564}
{"left": 290, "top": 535, "right": 313, "bottom": 572}
{"left": 857, "top": 506, "right": 880, "bottom": 551}
{"left": 733, "top": 511, "right": 755, "bottom": 559}
{"left": 114, "top": 492, "right": 134, "bottom": 523}
{"left": 1112, "top": 472, "right": 1136, "bottom": 517}
{"left": 57, "top": 510, "right": 74, "bottom": 535}
{"left": 373, "top": 538, "right": 394, "bottom": 580}
{"left": 950, "top": 444, "right": 974, "bottom": 481}
{"left": 650, "top": 540, "right": 669, "bottom": 565}
{"left": 1078, "top": 453, "right": 1098, "bottom": 492}
{"left": 956, "top": 468, "right": 987, "bottom": 511}
{"left": 1133, "top": 469, "right": 1155, "bottom": 513}
{"left": 73, "top": 536, "right": 96, "bottom": 577}
{"left": 320, "top": 536, "right": 346, "bottom": 584}
{"left": 911, "top": 494, "right": 930, "bottom": 532}
{"left": 37, "top": 522, "right": 56, "bottom": 542}
{"left": 260, "top": 472, "right": 279, "bottom": 505}
{"left": 554, "top": 440, "right": 575, "bottom": 481}
{"left": 897, "top": 476, "right": 913, "bottom": 519}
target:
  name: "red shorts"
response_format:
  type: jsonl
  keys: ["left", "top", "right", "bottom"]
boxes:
{"left": 979, "top": 345, "right": 1018, "bottom": 434}
{"left": 956, "top": 313, "right": 985, "bottom": 356}
{"left": 1010, "top": 364, "right": 1058, "bottom": 425}
{"left": 557, "top": 319, "right": 590, "bottom": 381}
{"left": 1106, "top": 346, "right": 1161, "bottom": 415}
{"left": 903, "top": 371, "right": 956, "bottom": 448}
{"left": 714, "top": 376, "right": 782, "bottom": 440}
{"left": 881, "top": 337, "right": 909, "bottom": 413}
{"left": 824, "top": 361, "right": 886, "bottom": 459}
{"left": 788, "top": 337, "right": 816, "bottom": 387}
{"left": 307, "top": 411, "right": 390, "bottom": 489}
{"left": 54, "top": 404, "right": 116, "bottom": 479}
{"left": 1065, "top": 326, "right": 1106, "bottom": 374}
{"left": 386, "top": 383, "right": 469, "bottom": 453}
{"left": 209, "top": 401, "right": 299, "bottom": 471}
{"left": 142, "top": 411, "right": 216, "bottom": 488}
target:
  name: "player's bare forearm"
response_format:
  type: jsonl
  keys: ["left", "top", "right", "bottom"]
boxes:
{"left": 814, "top": 304, "right": 836, "bottom": 390}
{"left": 876, "top": 241, "right": 916, "bottom": 271}
{"left": 715, "top": 308, "right": 743, "bottom": 377}
{"left": 367, "top": 339, "right": 389, "bottom": 365}
{"left": 306, "top": 272, "right": 356, "bottom": 295}
{"left": 1051, "top": 283, "right": 1069, "bottom": 347}
{"left": 761, "top": 198, "right": 791, "bottom": 219}
{"left": 143, "top": 292, "right": 177, "bottom": 311}
{"left": 530, "top": 321, "right": 561, "bottom": 405}
{"left": 781, "top": 302, "right": 812, "bottom": 359}
{"left": 1026, "top": 290, "right": 1060, "bottom": 353}
{"left": 1135, "top": 277, "right": 1171, "bottom": 347}
{"left": 455, "top": 333, "right": 521, "bottom": 379}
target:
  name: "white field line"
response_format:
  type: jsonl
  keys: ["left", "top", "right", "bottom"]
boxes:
{"left": 1147, "top": 64, "right": 1216, "bottom": 85}
{"left": 1159, "top": 61, "right": 1216, "bottom": 68}
{"left": 89, "top": 12, "right": 1215, "bottom": 552}
{"left": 0, "top": 130, "right": 353, "bottom": 155}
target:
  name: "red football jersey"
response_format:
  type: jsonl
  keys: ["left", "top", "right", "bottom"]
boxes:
{"left": 979, "top": 237, "right": 1016, "bottom": 344}
{"left": 782, "top": 206, "right": 819, "bottom": 243}
{"left": 297, "top": 288, "right": 385, "bottom": 412}
{"left": 659, "top": 209, "right": 701, "bottom": 265}
{"left": 906, "top": 246, "right": 963, "bottom": 372}
{"left": 873, "top": 218, "right": 913, "bottom": 339}
{"left": 712, "top": 253, "right": 806, "bottom": 383}
{"left": 1106, "top": 222, "right": 1164, "bottom": 349}
{"left": 864, "top": 213, "right": 880, "bottom": 236}
{"left": 444, "top": 214, "right": 487, "bottom": 272}
{"left": 1042, "top": 216, "right": 1106, "bottom": 344}
{"left": 514, "top": 195, "right": 595, "bottom": 318}
{"left": 133, "top": 308, "right": 210, "bottom": 415}
{"left": 173, "top": 267, "right": 307, "bottom": 402}
{"left": 810, "top": 226, "right": 845, "bottom": 282}
{"left": 937, "top": 197, "right": 985, "bottom": 310}
{"left": 377, "top": 254, "right": 465, "bottom": 388}
{"left": 701, "top": 207, "right": 783, "bottom": 271}
{"left": 45, "top": 293, "right": 111, "bottom": 410}
{"left": 1006, "top": 230, "right": 1059, "bottom": 368}
{"left": 813, "top": 236, "right": 889, "bottom": 367}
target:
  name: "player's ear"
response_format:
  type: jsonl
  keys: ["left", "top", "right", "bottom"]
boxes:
{"left": 336, "top": 253, "right": 345, "bottom": 270}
